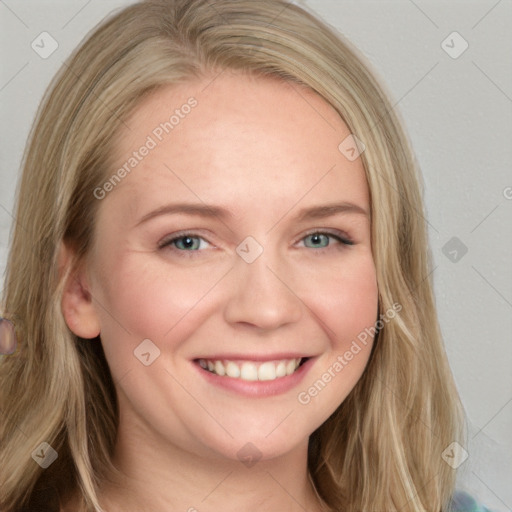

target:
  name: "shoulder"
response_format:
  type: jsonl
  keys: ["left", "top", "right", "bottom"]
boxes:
{"left": 448, "top": 490, "right": 495, "bottom": 512}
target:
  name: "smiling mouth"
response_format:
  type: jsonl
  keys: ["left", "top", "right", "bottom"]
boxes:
{"left": 195, "top": 357, "right": 309, "bottom": 382}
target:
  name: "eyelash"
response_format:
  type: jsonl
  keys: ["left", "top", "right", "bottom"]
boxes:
{"left": 158, "top": 230, "right": 354, "bottom": 258}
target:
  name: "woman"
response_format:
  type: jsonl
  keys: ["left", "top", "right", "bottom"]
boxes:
{"left": 0, "top": 0, "right": 487, "bottom": 510}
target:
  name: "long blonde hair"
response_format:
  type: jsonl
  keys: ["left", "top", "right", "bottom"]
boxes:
{"left": 0, "top": 1, "right": 464, "bottom": 510}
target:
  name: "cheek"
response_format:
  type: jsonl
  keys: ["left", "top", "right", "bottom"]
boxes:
{"left": 91, "top": 253, "right": 230, "bottom": 361}
{"left": 296, "top": 251, "right": 379, "bottom": 344}
{"left": 332, "top": 266, "right": 378, "bottom": 345}
{"left": 90, "top": 245, "right": 378, "bottom": 453}
{"left": 293, "top": 254, "right": 378, "bottom": 419}
{"left": 96, "top": 250, "right": 378, "bottom": 339}
{"left": 296, "top": 254, "right": 380, "bottom": 424}
{"left": 93, "top": 246, "right": 377, "bottom": 384}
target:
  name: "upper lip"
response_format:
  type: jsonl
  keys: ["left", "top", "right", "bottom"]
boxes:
{"left": 193, "top": 353, "right": 312, "bottom": 362}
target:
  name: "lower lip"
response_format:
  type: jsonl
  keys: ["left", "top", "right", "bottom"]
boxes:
{"left": 193, "top": 358, "right": 315, "bottom": 397}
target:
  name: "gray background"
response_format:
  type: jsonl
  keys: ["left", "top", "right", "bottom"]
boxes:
{"left": 1, "top": 1, "right": 511, "bottom": 509}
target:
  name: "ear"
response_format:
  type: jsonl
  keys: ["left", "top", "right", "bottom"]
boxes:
{"left": 59, "top": 242, "right": 101, "bottom": 339}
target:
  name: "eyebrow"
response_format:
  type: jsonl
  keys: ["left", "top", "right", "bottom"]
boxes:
{"left": 136, "top": 201, "right": 369, "bottom": 226}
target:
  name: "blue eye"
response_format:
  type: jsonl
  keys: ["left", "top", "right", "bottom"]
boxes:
{"left": 302, "top": 232, "right": 353, "bottom": 250}
{"left": 159, "top": 230, "right": 353, "bottom": 258}
{"left": 160, "top": 233, "right": 204, "bottom": 252}
{"left": 171, "top": 235, "right": 203, "bottom": 251}
{"left": 159, "top": 233, "right": 210, "bottom": 257}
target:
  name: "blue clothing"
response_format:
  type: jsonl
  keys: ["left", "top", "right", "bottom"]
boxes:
{"left": 449, "top": 491, "right": 495, "bottom": 512}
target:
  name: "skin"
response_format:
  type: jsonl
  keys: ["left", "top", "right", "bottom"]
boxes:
{"left": 61, "top": 70, "right": 378, "bottom": 512}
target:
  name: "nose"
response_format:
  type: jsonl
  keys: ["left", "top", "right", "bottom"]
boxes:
{"left": 223, "top": 246, "right": 303, "bottom": 331}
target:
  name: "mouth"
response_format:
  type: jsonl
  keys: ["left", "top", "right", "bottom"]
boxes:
{"left": 194, "top": 357, "right": 310, "bottom": 382}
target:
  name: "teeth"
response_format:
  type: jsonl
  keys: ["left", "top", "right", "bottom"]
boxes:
{"left": 225, "top": 361, "right": 241, "bottom": 378}
{"left": 198, "top": 358, "right": 303, "bottom": 381}
{"left": 258, "top": 362, "right": 276, "bottom": 381}
{"left": 240, "top": 362, "right": 258, "bottom": 381}
{"left": 276, "top": 361, "right": 287, "bottom": 377}
{"left": 214, "top": 360, "right": 225, "bottom": 376}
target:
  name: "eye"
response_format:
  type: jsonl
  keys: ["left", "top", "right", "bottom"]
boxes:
{"left": 159, "top": 232, "right": 210, "bottom": 257}
{"left": 158, "top": 229, "right": 354, "bottom": 258}
{"left": 299, "top": 231, "right": 354, "bottom": 251}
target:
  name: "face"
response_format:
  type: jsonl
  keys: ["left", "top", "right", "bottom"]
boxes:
{"left": 70, "top": 71, "right": 378, "bottom": 463}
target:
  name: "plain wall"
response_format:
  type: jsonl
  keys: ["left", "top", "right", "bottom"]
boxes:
{"left": 1, "top": 1, "right": 511, "bottom": 510}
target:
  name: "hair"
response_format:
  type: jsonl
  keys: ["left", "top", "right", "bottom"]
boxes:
{"left": 0, "top": 1, "right": 465, "bottom": 511}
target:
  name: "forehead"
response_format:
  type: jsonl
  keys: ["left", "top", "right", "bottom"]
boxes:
{"left": 106, "top": 71, "right": 370, "bottom": 220}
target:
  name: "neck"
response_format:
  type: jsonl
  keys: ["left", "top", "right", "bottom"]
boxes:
{"left": 95, "top": 414, "right": 327, "bottom": 512}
